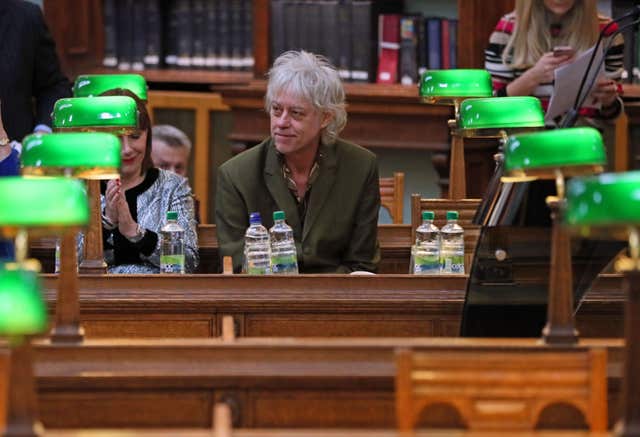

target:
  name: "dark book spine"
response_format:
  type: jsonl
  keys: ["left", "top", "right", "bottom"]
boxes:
{"left": 131, "top": 0, "right": 146, "bottom": 70}
{"left": 319, "top": 0, "right": 339, "bottom": 66}
{"left": 297, "top": 1, "right": 312, "bottom": 52}
{"left": 243, "top": 0, "right": 254, "bottom": 71}
{"left": 416, "top": 15, "right": 426, "bottom": 77}
{"left": 449, "top": 18, "right": 457, "bottom": 69}
{"left": 351, "top": 0, "right": 372, "bottom": 82}
{"left": 117, "top": 0, "right": 134, "bottom": 70}
{"left": 218, "top": 0, "right": 231, "bottom": 69}
{"left": 229, "top": 0, "right": 243, "bottom": 70}
{"left": 399, "top": 15, "right": 418, "bottom": 85}
{"left": 144, "top": 0, "right": 162, "bottom": 69}
{"left": 191, "top": 0, "right": 206, "bottom": 68}
{"left": 283, "top": 0, "right": 299, "bottom": 52}
{"left": 426, "top": 17, "right": 441, "bottom": 69}
{"left": 271, "top": 0, "right": 286, "bottom": 62}
{"left": 164, "top": 0, "right": 180, "bottom": 67}
{"left": 205, "top": 0, "right": 218, "bottom": 68}
{"left": 102, "top": 0, "right": 118, "bottom": 68}
{"left": 176, "top": 0, "right": 192, "bottom": 69}
{"left": 336, "top": 0, "right": 352, "bottom": 80}
{"left": 306, "top": 1, "right": 321, "bottom": 56}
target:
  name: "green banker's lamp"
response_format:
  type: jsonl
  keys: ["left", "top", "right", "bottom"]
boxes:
{"left": 0, "top": 177, "right": 88, "bottom": 437}
{"left": 21, "top": 132, "right": 120, "bottom": 343}
{"left": 565, "top": 171, "right": 640, "bottom": 436}
{"left": 458, "top": 96, "right": 546, "bottom": 225}
{"left": 51, "top": 96, "right": 135, "bottom": 275}
{"left": 419, "top": 69, "right": 493, "bottom": 199}
{"left": 73, "top": 73, "right": 148, "bottom": 101}
{"left": 502, "top": 127, "right": 606, "bottom": 344}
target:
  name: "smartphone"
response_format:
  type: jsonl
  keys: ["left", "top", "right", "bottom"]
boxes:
{"left": 553, "top": 46, "right": 575, "bottom": 57}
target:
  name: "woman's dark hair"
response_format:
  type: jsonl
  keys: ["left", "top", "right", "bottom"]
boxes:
{"left": 99, "top": 88, "right": 153, "bottom": 176}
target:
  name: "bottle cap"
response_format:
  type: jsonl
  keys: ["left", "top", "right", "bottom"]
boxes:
{"left": 249, "top": 212, "right": 262, "bottom": 224}
{"left": 446, "top": 211, "right": 459, "bottom": 220}
{"left": 273, "top": 210, "right": 285, "bottom": 221}
{"left": 166, "top": 211, "right": 177, "bottom": 220}
{"left": 421, "top": 211, "right": 434, "bottom": 220}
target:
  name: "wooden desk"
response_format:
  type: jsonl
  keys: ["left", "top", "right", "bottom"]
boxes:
{"left": 32, "top": 338, "right": 624, "bottom": 429}
{"left": 41, "top": 274, "right": 624, "bottom": 339}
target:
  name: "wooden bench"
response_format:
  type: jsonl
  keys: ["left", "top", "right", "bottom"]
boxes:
{"left": 380, "top": 172, "right": 405, "bottom": 224}
{"left": 39, "top": 274, "right": 625, "bottom": 340}
{"left": 30, "top": 337, "right": 624, "bottom": 430}
{"left": 396, "top": 347, "right": 607, "bottom": 432}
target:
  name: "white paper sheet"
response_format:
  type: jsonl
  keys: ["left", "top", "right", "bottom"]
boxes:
{"left": 545, "top": 44, "right": 605, "bottom": 123}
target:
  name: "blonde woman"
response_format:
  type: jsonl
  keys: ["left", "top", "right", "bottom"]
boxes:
{"left": 485, "top": 0, "right": 624, "bottom": 121}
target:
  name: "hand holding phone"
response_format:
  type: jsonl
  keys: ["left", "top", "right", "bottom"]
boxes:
{"left": 553, "top": 46, "right": 575, "bottom": 58}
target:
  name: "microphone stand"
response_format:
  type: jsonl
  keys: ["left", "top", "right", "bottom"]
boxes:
{"left": 560, "top": 6, "right": 640, "bottom": 128}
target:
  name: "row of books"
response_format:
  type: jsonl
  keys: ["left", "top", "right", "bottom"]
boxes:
{"left": 102, "top": 0, "right": 253, "bottom": 71}
{"left": 271, "top": 0, "right": 403, "bottom": 82}
{"left": 377, "top": 15, "right": 458, "bottom": 85}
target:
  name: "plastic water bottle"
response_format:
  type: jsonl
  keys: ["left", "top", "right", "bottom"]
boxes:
{"left": 160, "top": 211, "right": 185, "bottom": 273}
{"left": 412, "top": 211, "right": 440, "bottom": 275}
{"left": 440, "top": 210, "right": 465, "bottom": 274}
{"left": 269, "top": 210, "right": 298, "bottom": 274}
{"left": 243, "top": 212, "right": 271, "bottom": 274}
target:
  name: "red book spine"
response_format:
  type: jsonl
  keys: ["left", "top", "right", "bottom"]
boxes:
{"left": 440, "top": 18, "right": 450, "bottom": 69}
{"left": 376, "top": 14, "right": 401, "bottom": 84}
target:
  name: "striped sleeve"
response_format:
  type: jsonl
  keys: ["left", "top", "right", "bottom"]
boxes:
{"left": 485, "top": 12, "right": 516, "bottom": 94}
{"left": 599, "top": 15, "right": 624, "bottom": 81}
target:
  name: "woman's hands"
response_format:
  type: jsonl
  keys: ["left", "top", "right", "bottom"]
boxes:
{"left": 104, "top": 179, "right": 138, "bottom": 238}
{"left": 506, "top": 52, "right": 573, "bottom": 97}
{"left": 591, "top": 77, "right": 619, "bottom": 108}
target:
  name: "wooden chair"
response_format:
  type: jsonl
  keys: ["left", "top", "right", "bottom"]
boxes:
{"left": 380, "top": 172, "right": 405, "bottom": 224}
{"left": 395, "top": 346, "right": 608, "bottom": 433}
{"left": 147, "top": 90, "right": 230, "bottom": 223}
{"left": 0, "top": 349, "right": 7, "bottom": 430}
{"left": 410, "top": 195, "right": 482, "bottom": 271}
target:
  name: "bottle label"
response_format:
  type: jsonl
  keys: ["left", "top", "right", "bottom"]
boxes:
{"left": 414, "top": 254, "right": 440, "bottom": 274}
{"left": 442, "top": 255, "right": 464, "bottom": 274}
{"left": 247, "top": 264, "right": 270, "bottom": 275}
{"left": 160, "top": 254, "right": 185, "bottom": 273}
{"left": 271, "top": 254, "right": 298, "bottom": 274}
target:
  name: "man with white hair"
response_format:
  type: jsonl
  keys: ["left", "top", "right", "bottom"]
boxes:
{"left": 151, "top": 124, "right": 192, "bottom": 177}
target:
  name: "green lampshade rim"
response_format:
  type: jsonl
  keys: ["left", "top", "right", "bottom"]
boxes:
{"left": 21, "top": 166, "right": 120, "bottom": 180}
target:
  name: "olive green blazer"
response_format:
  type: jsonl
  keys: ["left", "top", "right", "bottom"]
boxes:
{"left": 215, "top": 137, "right": 380, "bottom": 273}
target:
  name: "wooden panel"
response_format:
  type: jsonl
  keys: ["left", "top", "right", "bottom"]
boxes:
{"left": 249, "top": 390, "right": 394, "bottom": 428}
{"left": 245, "top": 314, "right": 436, "bottom": 337}
{"left": 31, "top": 338, "right": 624, "bottom": 429}
{"left": 0, "top": 350, "right": 7, "bottom": 430}
{"left": 39, "top": 391, "right": 212, "bottom": 428}
{"left": 81, "top": 315, "right": 215, "bottom": 338}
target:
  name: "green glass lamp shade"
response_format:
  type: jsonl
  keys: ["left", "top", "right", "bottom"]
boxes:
{"left": 73, "top": 74, "right": 148, "bottom": 101}
{"left": 21, "top": 132, "right": 121, "bottom": 179}
{"left": 419, "top": 69, "right": 493, "bottom": 104}
{"left": 0, "top": 267, "right": 47, "bottom": 336}
{"left": 0, "top": 177, "right": 89, "bottom": 237}
{"left": 458, "top": 96, "right": 545, "bottom": 137}
{"left": 565, "top": 170, "right": 640, "bottom": 239}
{"left": 503, "top": 127, "right": 606, "bottom": 181}
{"left": 52, "top": 96, "right": 137, "bottom": 133}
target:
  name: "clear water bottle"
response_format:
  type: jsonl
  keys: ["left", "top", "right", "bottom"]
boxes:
{"left": 243, "top": 212, "right": 271, "bottom": 274}
{"left": 54, "top": 237, "right": 61, "bottom": 274}
{"left": 160, "top": 211, "right": 185, "bottom": 273}
{"left": 440, "top": 210, "right": 465, "bottom": 274}
{"left": 269, "top": 210, "right": 298, "bottom": 275}
{"left": 412, "top": 211, "right": 440, "bottom": 275}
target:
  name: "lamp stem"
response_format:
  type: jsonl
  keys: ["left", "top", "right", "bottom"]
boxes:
{"left": 615, "top": 268, "right": 640, "bottom": 436}
{"left": 448, "top": 100, "right": 466, "bottom": 200}
{"left": 79, "top": 179, "right": 107, "bottom": 274}
{"left": 629, "top": 227, "right": 639, "bottom": 265}
{"left": 542, "top": 195, "right": 579, "bottom": 345}
{"left": 14, "top": 229, "right": 28, "bottom": 264}
{"left": 554, "top": 169, "right": 565, "bottom": 201}
{"left": 50, "top": 230, "right": 84, "bottom": 344}
{"left": 3, "top": 338, "right": 43, "bottom": 437}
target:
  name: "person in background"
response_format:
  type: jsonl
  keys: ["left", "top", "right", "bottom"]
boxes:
{"left": 151, "top": 124, "right": 192, "bottom": 177}
{"left": 95, "top": 89, "right": 199, "bottom": 273}
{"left": 485, "top": 0, "right": 624, "bottom": 137}
{"left": 0, "top": 101, "right": 20, "bottom": 261}
{"left": 0, "top": 0, "right": 71, "bottom": 142}
{"left": 215, "top": 50, "right": 380, "bottom": 273}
